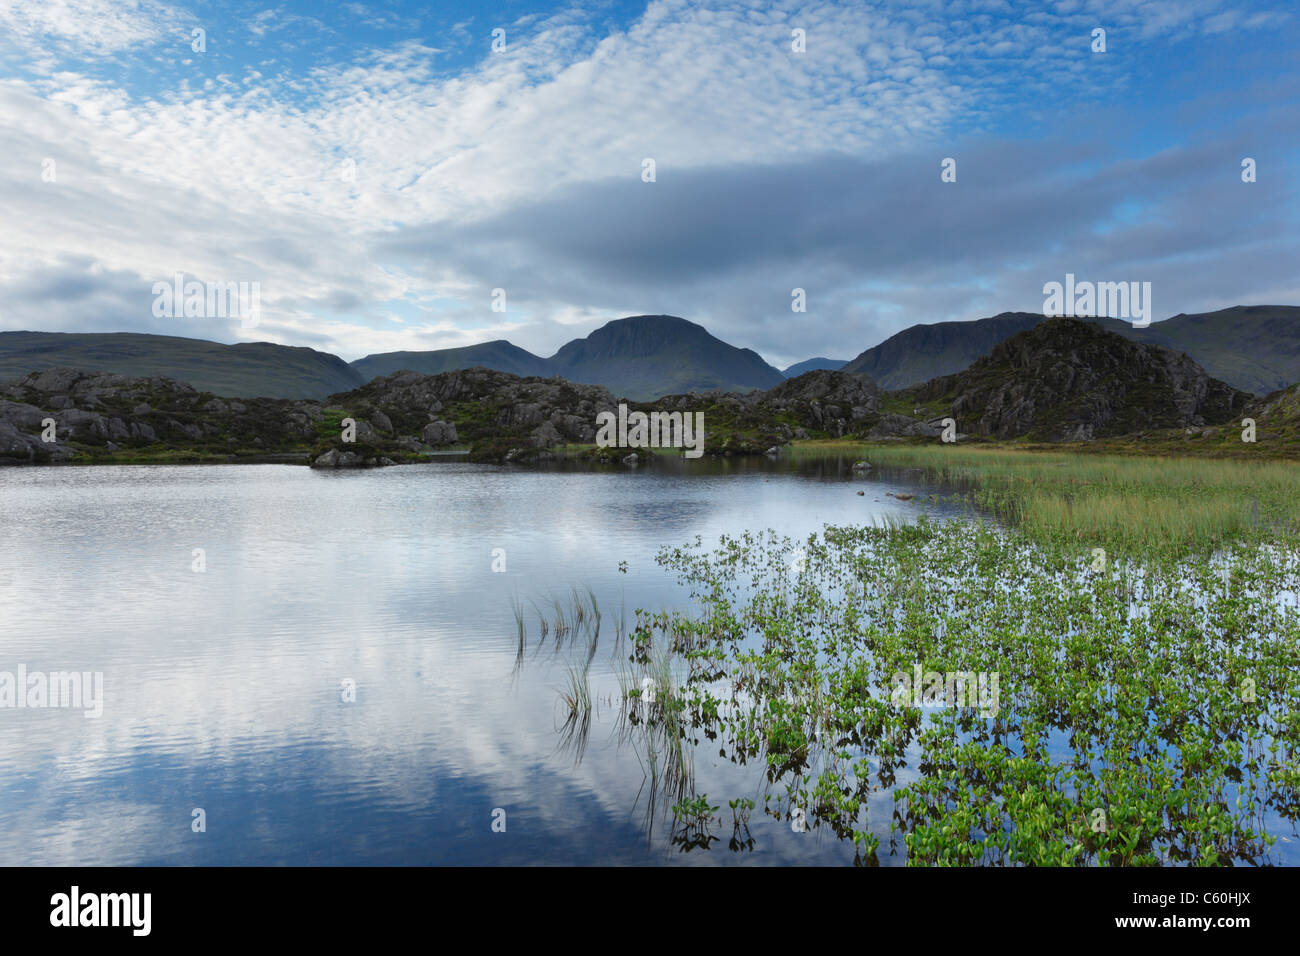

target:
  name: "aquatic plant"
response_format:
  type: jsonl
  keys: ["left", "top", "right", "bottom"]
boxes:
{"left": 642, "top": 518, "right": 1300, "bottom": 865}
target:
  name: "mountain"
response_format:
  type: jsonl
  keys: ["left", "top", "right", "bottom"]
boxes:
{"left": 351, "top": 340, "right": 551, "bottom": 381}
{"left": 350, "top": 315, "right": 784, "bottom": 400}
{"left": 906, "top": 318, "right": 1252, "bottom": 441}
{"left": 0, "top": 327, "right": 1271, "bottom": 467}
{"left": 0, "top": 331, "right": 363, "bottom": 400}
{"left": 6, "top": 304, "right": 1294, "bottom": 408}
{"left": 841, "top": 312, "right": 1044, "bottom": 389}
{"left": 782, "top": 357, "right": 848, "bottom": 377}
{"left": 546, "top": 315, "right": 785, "bottom": 400}
{"left": 1100, "top": 306, "right": 1300, "bottom": 396}
{"left": 841, "top": 306, "right": 1300, "bottom": 397}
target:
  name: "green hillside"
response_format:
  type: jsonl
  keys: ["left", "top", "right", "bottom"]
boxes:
{"left": 0, "top": 331, "right": 363, "bottom": 399}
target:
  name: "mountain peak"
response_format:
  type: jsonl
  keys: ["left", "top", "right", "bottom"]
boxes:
{"left": 544, "top": 314, "right": 782, "bottom": 399}
{"left": 553, "top": 315, "right": 714, "bottom": 361}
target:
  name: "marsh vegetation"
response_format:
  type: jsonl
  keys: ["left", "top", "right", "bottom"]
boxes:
{"left": 530, "top": 448, "right": 1300, "bottom": 864}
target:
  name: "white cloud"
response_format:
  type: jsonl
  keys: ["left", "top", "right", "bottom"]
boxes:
{"left": 0, "top": 0, "right": 185, "bottom": 58}
{"left": 0, "top": 0, "right": 1293, "bottom": 365}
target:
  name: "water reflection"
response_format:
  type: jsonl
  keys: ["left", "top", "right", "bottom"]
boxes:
{"left": 0, "top": 456, "right": 950, "bottom": 865}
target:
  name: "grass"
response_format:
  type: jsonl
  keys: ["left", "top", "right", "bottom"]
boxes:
{"left": 786, "top": 441, "right": 1300, "bottom": 555}
{"left": 71, "top": 446, "right": 310, "bottom": 465}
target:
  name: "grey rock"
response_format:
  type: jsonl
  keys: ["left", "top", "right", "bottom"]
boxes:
{"left": 422, "top": 420, "right": 458, "bottom": 445}
{"left": 166, "top": 419, "right": 203, "bottom": 441}
{"left": 311, "top": 448, "right": 365, "bottom": 468}
{"left": 531, "top": 421, "right": 563, "bottom": 447}
{"left": 499, "top": 402, "right": 545, "bottom": 428}
{"left": 349, "top": 419, "right": 380, "bottom": 444}
{"left": 0, "top": 420, "right": 38, "bottom": 461}
{"left": 0, "top": 400, "right": 49, "bottom": 431}
{"left": 55, "top": 409, "right": 104, "bottom": 436}
{"left": 869, "top": 414, "right": 941, "bottom": 439}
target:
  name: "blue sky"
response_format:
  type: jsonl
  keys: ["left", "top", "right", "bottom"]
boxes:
{"left": 0, "top": 0, "right": 1296, "bottom": 366}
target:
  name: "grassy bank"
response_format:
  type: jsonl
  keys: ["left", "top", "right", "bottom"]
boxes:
{"left": 786, "top": 441, "right": 1300, "bottom": 555}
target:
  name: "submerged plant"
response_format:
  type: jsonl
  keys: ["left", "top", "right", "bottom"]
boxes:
{"left": 670, "top": 794, "right": 720, "bottom": 852}
{"left": 639, "top": 518, "right": 1300, "bottom": 865}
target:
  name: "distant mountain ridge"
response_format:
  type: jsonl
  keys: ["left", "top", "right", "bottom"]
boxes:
{"left": 0, "top": 331, "right": 362, "bottom": 399}
{"left": 1103, "top": 306, "right": 1300, "bottom": 396}
{"left": 351, "top": 340, "right": 552, "bottom": 381}
{"left": 782, "top": 357, "right": 848, "bottom": 377}
{"left": 353, "top": 314, "right": 785, "bottom": 401}
{"left": 3, "top": 305, "right": 1296, "bottom": 403}
{"left": 841, "top": 306, "right": 1300, "bottom": 396}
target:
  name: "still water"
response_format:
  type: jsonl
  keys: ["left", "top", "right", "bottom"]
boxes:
{"left": 0, "top": 457, "right": 951, "bottom": 865}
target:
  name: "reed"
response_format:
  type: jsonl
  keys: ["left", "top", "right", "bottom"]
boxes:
{"left": 790, "top": 443, "right": 1300, "bottom": 553}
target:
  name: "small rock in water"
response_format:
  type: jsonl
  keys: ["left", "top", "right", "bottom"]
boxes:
{"left": 856, "top": 490, "right": 865, "bottom": 496}
{"left": 851, "top": 460, "right": 871, "bottom": 471}
{"left": 895, "top": 493, "right": 914, "bottom": 501}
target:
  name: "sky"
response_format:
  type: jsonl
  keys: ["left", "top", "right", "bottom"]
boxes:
{"left": 0, "top": 0, "right": 1296, "bottom": 368}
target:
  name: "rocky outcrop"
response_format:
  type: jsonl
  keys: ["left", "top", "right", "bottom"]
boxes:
{"left": 322, "top": 367, "right": 620, "bottom": 461}
{"left": 0, "top": 367, "right": 325, "bottom": 464}
{"left": 906, "top": 319, "right": 1251, "bottom": 441}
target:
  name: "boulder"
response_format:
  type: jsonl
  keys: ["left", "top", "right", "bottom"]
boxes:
{"left": 0, "top": 421, "right": 38, "bottom": 461}
{"left": 422, "top": 420, "right": 458, "bottom": 446}
{"left": 311, "top": 449, "right": 367, "bottom": 468}
{"left": 868, "top": 414, "right": 941, "bottom": 439}
{"left": 530, "top": 421, "right": 563, "bottom": 447}
{"left": 0, "top": 400, "right": 48, "bottom": 431}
